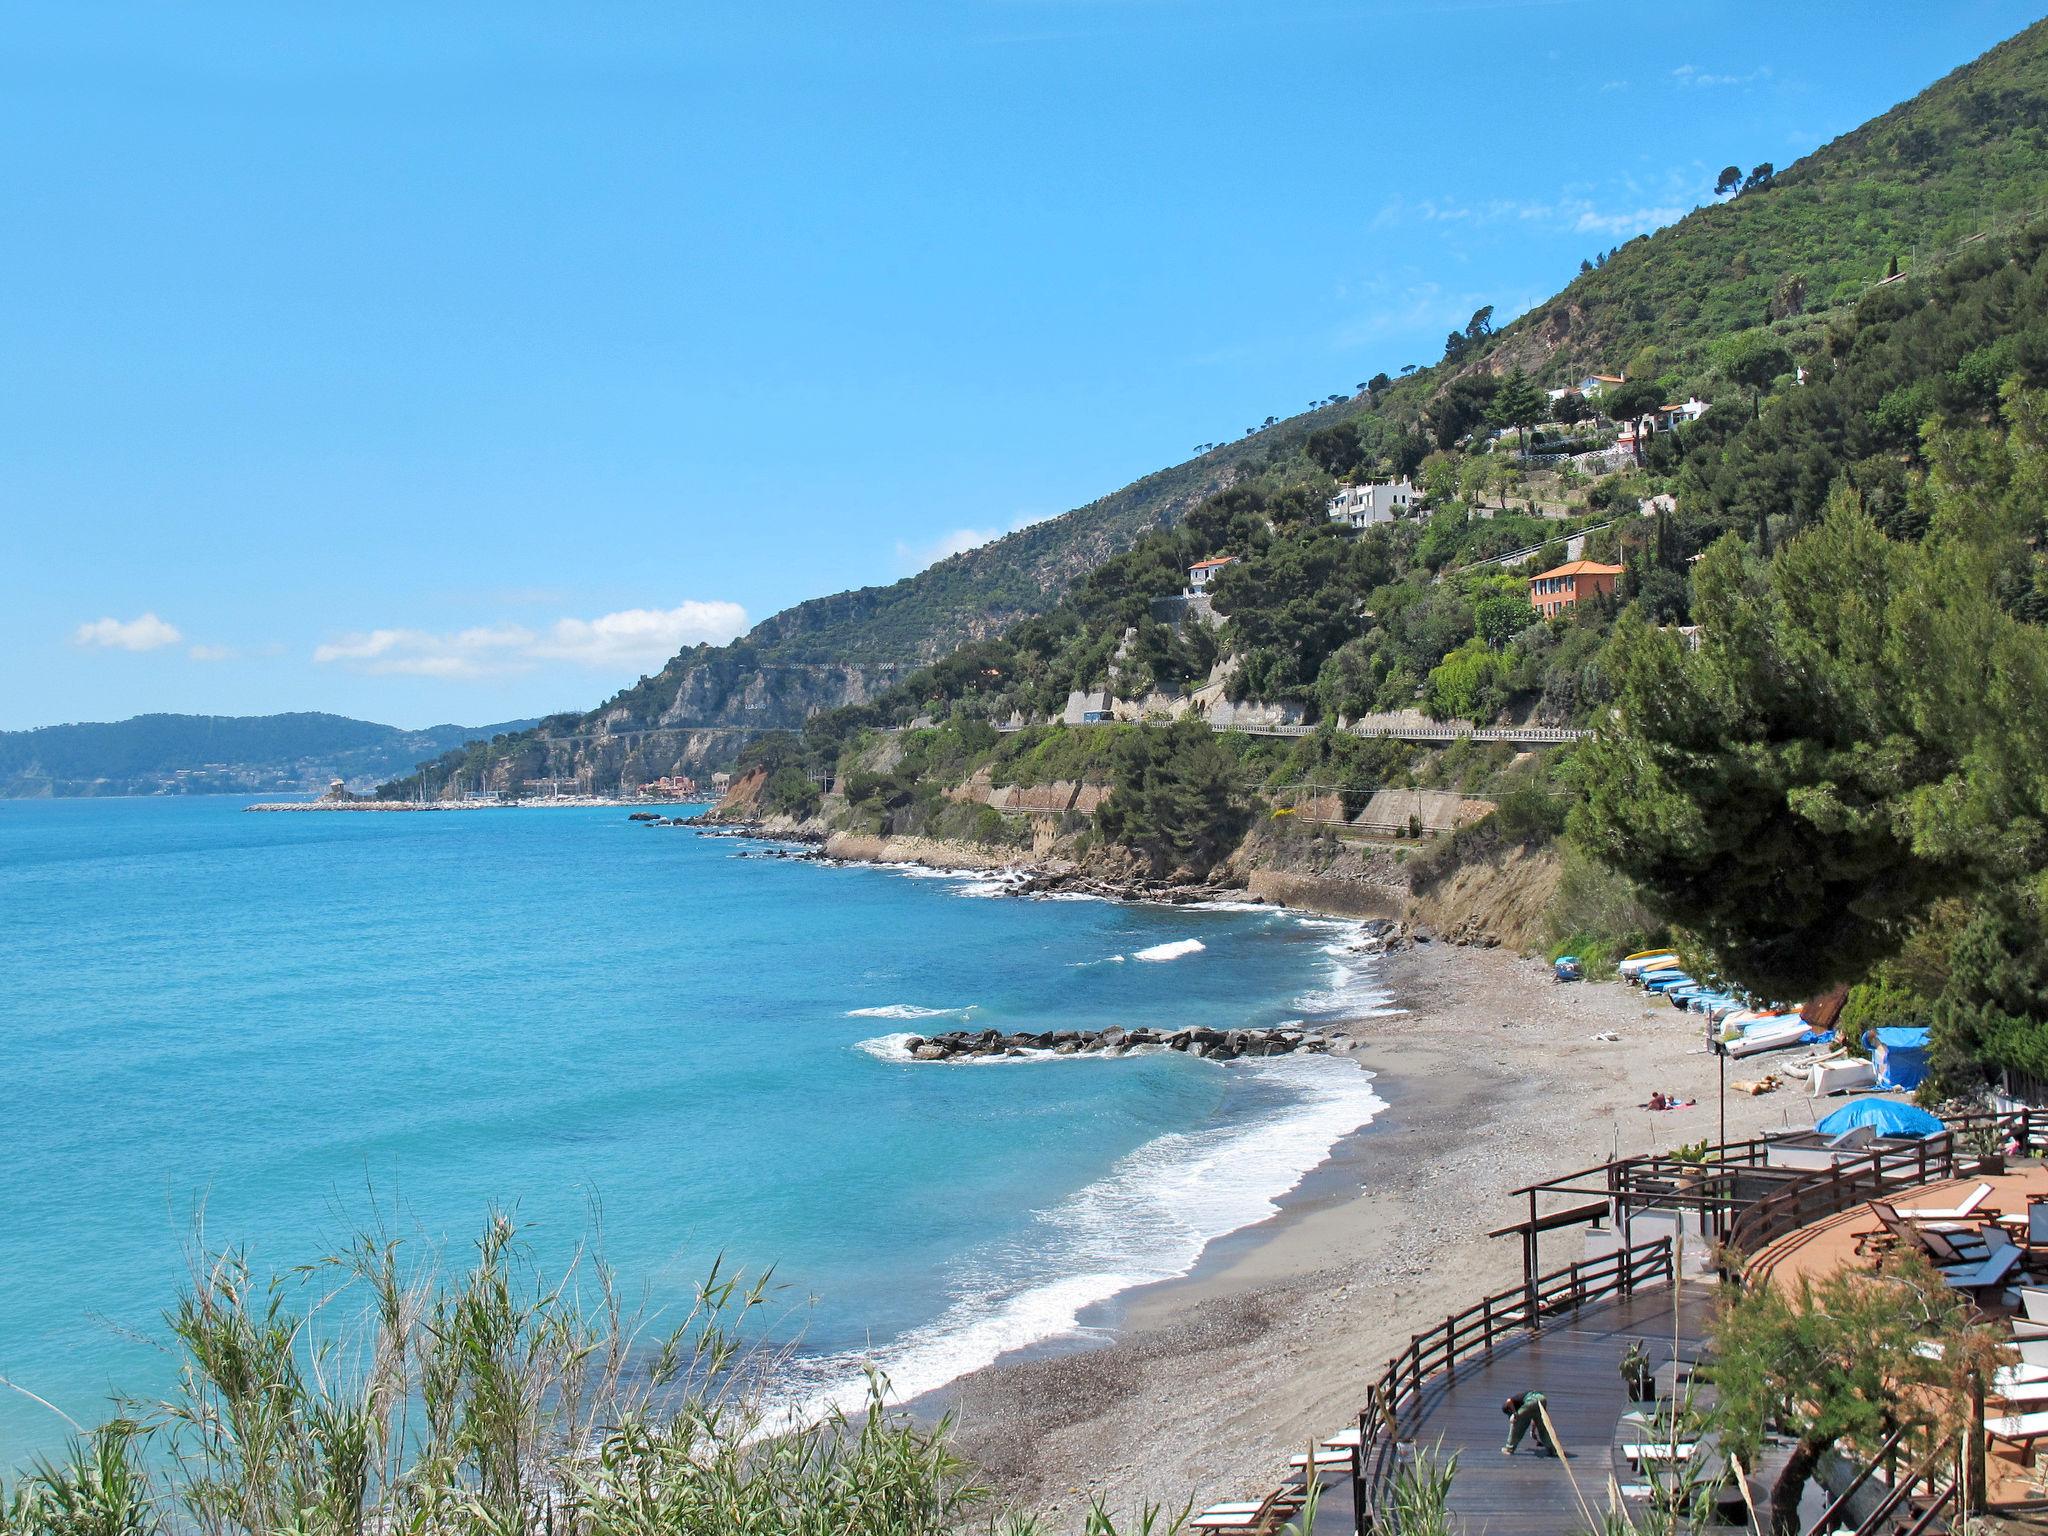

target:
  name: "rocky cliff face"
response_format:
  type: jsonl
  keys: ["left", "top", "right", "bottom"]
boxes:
{"left": 536, "top": 660, "right": 909, "bottom": 784}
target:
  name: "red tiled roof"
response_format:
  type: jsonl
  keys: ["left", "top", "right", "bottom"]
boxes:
{"left": 1190, "top": 557, "right": 1238, "bottom": 570}
{"left": 1530, "top": 560, "right": 1625, "bottom": 580}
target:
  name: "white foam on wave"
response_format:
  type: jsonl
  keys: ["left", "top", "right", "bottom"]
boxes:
{"left": 787, "top": 1053, "right": 1386, "bottom": 1421}
{"left": 1294, "top": 938, "right": 1401, "bottom": 1019}
{"left": 1182, "top": 899, "right": 1277, "bottom": 913}
{"left": 1069, "top": 953, "right": 1127, "bottom": 967}
{"left": 847, "top": 1003, "right": 975, "bottom": 1020}
{"left": 1132, "top": 938, "right": 1205, "bottom": 963}
{"left": 855, "top": 1032, "right": 920, "bottom": 1061}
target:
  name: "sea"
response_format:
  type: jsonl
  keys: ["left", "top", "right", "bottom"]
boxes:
{"left": 0, "top": 797, "right": 1393, "bottom": 1462}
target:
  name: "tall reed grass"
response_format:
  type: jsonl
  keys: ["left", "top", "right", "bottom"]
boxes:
{"left": 0, "top": 1212, "right": 1275, "bottom": 1536}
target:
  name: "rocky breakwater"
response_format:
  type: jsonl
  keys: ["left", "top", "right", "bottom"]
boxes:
{"left": 901, "top": 1024, "right": 1335, "bottom": 1062}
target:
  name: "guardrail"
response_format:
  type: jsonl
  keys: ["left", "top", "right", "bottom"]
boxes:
{"left": 1352, "top": 1237, "right": 1677, "bottom": 1535}
{"left": 1724, "top": 1108, "right": 2048, "bottom": 1260}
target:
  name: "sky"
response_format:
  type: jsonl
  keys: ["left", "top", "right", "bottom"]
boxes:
{"left": 4, "top": 0, "right": 2039, "bottom": 731}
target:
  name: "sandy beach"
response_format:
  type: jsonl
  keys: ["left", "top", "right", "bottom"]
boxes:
{"left": 933, "top": 941, "right": 1816, "bottom": 1531}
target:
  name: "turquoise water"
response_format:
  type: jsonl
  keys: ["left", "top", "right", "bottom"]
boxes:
{"left": 0, "top": 798, "right": 1388, "bottom": 1460}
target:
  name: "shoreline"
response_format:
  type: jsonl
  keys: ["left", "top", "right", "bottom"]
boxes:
{"left": 915, "top": 942, "right": 1816, "bottom": 1531}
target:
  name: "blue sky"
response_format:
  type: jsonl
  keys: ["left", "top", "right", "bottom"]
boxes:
{"left": 5, "top": 0, "right": 2037, "bottom": 730}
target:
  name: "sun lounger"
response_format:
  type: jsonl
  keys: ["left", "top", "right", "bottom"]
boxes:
{"left": 1991, "top": 1382, "right": 2048, "bottom": 1406}
{"left": 1191, "top": 1487, "right": 1306, "bottom": 1532}
{"left": 1987, "top": 1412, "right": 2048, "bottom": 1458}
{"left": 1995, "top": 1363, "right": 2048, "bottom": 1388}
{"left": 2022, "top": 1288, "right": 2048, "bottom": 1324}
{"left": 1900, "top": 1182, "right": 1995, "bottom": 1220}
{"left": 1623, "top": 1443, "right": 1698, "bottom": 1464}
{"left": 1288, "top": 1448, "right": 1354, "bottom": 1471}
{"left": 2013, "top": 1319, "right": 2048, "bottom": 1339}
{"left": 2031, "top": 1198, "right": 2048, "bottom": 1250}
{"left": 1322, "top": 1427, "right": 1363, "bottom": 1449}
{"left": 1941, "top": 1241, "right": 2022, "bottom": 1293}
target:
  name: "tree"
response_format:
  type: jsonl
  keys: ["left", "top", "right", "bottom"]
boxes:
{"left": 1602, "top": 379, "right": 1664, "bottom": 465}
{"left": 1464, "top": 305, "right": 1495, "bottom": 342}
{"left": 1095, "top": 719, "right": 1248, "bottom": 878}
{"left": 1742, "top": 161, "right": 1776, "bottom": 193}
{"left": 1552, "top": 391, "right": 1588, "bottom": 427}
{"left": 1306, "top": 422, "right": 1365, "bottom": 478}
{"left": 1570, "top": 491, "right": 2048, "bottom": 999}
{"left": 1367, "top": 371, "right": 1392, "bottom": 395}
{"left": 1442, "top": 330, "right": 1470, "bottom": 365}
{"left": 1425, "top": 639, "right": 1510, "bottom": 722}
{"left": 1712, "top": 1254, "right": 1991, "bottom": 1535}
{"left": 1716, "top": 164, "right": 1742, "bottom": 196}
{"left": 1490, "top": 369, "right": 1546, "bottom": 457}
{"left": 1474, "top": 592, "right": 1536, "bottom": 649}
{"left": 1579, "top": 257, "right": 1594, "bottom": 275}
{"left": 1714, "top": 329, "right": 1795, "bottom": 419}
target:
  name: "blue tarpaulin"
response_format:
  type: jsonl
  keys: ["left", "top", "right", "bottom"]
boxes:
{"left": 1815, "top": 1099, "right": 1944, "bottom": 1138}
{"left": 1865, "top": 1026, "right": 1932, "bottom": 1091}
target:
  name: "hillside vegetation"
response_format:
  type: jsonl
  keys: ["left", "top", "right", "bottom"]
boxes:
{"left": 1, "top": 712, "right": 536, "bottom": 798}
{"left": 384, "top": 20, "right": 2048, "bottom": 803}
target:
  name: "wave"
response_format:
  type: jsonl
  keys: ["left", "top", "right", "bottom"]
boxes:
{"left": 787, "top": 1053, "right": 1386, "bottom": 1420}
{"left": 1132, "top": 938, "right": 1205, "bottom": 962}
{"left": 1069, "top": 953, "right": 1127, "bottom": 967}
{"left": 846, "top": 1003, "right": 974, "bottom": 1020}
{"left": 854, "top": 1032, "right": 920, "bottom": 1061}
{"left": 1294, "top": 946, "right": 1401, "bottom": 1020}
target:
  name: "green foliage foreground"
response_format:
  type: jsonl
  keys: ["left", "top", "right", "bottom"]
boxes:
{"left": 0, "top": 1215, "right": 1203, "bottom": 1536}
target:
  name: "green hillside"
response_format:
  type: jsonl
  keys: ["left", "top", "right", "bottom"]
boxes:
{"left": 382, "top": 14, "right": 2048, "bottom": 802}
{"left": 2, "top": 712, "right": 537, "bottom": 797}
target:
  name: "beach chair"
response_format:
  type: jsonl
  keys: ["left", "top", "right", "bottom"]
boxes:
{"left": 1190, "top": 1486, "right": 1306, "bottom": 1532}
{"left": 1622, "top": 1443, "right": 1699, "bottom": 1466}
{"left": 1991, "top": 1381, "right": 2048, "bottom": 1407}
{"left": 1986, "top": 1411, "right": 2048, "bottom": 1465}
{"left": 1900, "top": 1182, "right": 1995, "bottom": 1220}
{"left": 1914, "top": 1224, "right": 1992, "bottom": 1269}
{"left": 1288, "top": 1447, "right": 1355, "bottom": 1479}
{"left": 2029, "top": 1198, "right": 2048, "bottom": 1253}
{"left": 1943, "top": 1234, "right": 2023, "bottom": 1294}
{"left": 2023, "top": 1287, "right": 2048, "bottom": 1323}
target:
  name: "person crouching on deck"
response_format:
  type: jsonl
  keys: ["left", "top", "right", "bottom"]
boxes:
{"left": 1502, "top": 1391, "right": 1556, "bottom": 1455}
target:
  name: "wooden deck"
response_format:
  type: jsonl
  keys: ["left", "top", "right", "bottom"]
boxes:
{"left": 1317, "top": 1280, "right": 1723, "bottom": 1536}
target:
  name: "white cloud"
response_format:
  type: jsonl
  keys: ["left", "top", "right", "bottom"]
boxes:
{"left": 1672, "top": 62, "right": 1770, "bottom": 88}
{"left": 73, "top": 613, "right": 183, "bottom": 652}
{"left": 1573, "top": 205, "right": 1684, "bottom": 235}
{"left": 187, "top": 643, "right": 237, "bottom": 662}
{"left": 529, "top": 603, "right": 750, "bottom": 667}
{"left": 894, "top": 512, "right": 1048, "bottom": 574}
{"left": 896, "top": 527, "right": 1006, "bottom": 569}
{"left": 314, "top": 604, "right": 748, "bottom": 680}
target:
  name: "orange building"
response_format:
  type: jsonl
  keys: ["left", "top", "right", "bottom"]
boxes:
{"left": 1528, "top": 559, "right": 1624, "bottom": 619}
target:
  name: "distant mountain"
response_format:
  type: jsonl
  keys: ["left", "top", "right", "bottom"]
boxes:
{"left": 0, "top": 712, "right": 539, "bottom": 798}
{"left": 383, "top": 15, "right": 2048, "bottom": 799}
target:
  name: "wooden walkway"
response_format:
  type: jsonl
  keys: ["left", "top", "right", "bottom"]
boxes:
{"left": 1311, "top": 1280, "right": 1722, "bottom": 1536}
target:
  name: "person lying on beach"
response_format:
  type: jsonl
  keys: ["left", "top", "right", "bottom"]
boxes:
{"left": 1502, "top": 1391, "right": 1556, "bottom": 1455}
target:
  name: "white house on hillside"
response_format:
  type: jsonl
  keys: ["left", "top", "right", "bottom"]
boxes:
{"left": 1326, "top": 479, "right": 1419, "bottom": 531}
{"left": 1578, "top": 373, "right": 1625, "bottom": 396}
{"left": 1187, "top": 556, "right": 1237, "bottom": 591}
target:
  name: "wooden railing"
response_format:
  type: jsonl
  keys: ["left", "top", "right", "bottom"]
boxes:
{"left": 1351, "top": 1237, "right": 1677, "bottom": 1534}
{"left": 1725, "top": 1107, "right": 2048, "bottom": 1262}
